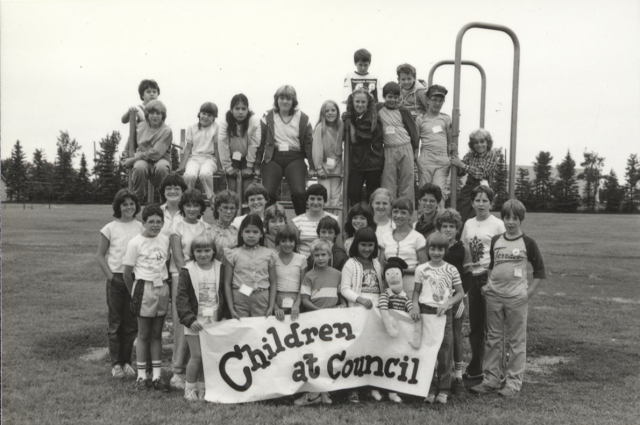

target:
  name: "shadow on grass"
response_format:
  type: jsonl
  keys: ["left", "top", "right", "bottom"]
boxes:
{"left": 35, "top": 324, "right": 105, "bottom": 361}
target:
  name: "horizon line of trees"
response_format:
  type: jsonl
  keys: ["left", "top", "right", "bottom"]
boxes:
{"left": 2, "top": 131, "right": 639, "bottom": 213}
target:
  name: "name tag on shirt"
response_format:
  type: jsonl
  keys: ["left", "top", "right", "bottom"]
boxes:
{"left": 153, "top": 277, "right": 164, "bottom": 288}
{"left": 514, "top": 268, "right": 523, "bottom": 278}
{"left": 282, "top": 297, "right": 294, "bottom": 309}
{"left": 232, "top": 151, "right": 243, "bottom": 161}
{"left": 385, "top": 126, "right": 396, "bottom": 135}
{"left": 432, "top": 125, "right": 443, "bottom": 133}
{"left": 239, "top": 283, "right": 254, "bottom": 296}
{"left": 326, "top": 158, "right": 336, "bottom": 167}
{"left": 202, "top": 307, "right": 215, "bottom": 317}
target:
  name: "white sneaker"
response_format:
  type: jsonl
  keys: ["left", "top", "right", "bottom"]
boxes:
{"left": 320, "top": 392, "right": 332, "bottom": 404}
{"left": 435, "top": 393, "right": 448, "bottom": 404}
{"left": 122, "top": 363, "right": 136, "bottom": 379}
{"left": 293, "top": 392, "right": 322, "bottom": 406}
{"left": 371, "top": 389, "right": 383, "bottom": 401}
{"left": 170, "top": 374, "right": 186, "bottom": 390}
{"left": 424, "top": 393, "right": 436, "bottom": 404}
{"left": 389, "top": 392, "right": 403, "bottom": 404}
{"left": 111, "top": 365, "right": 125, "bottom": 379}
{"left": 184, "top": 388, "right": 199, "bottom": 402}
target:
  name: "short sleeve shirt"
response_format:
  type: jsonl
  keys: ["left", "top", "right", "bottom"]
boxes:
{"left": 170, "top": 219, "right": 211, "bottom": 267}
{"left": 122, "top": 233, "right": 170, "bottom": 282}
{"left": 225, "top": 245, "right": 276, "bottom": 290}
{"left": 100, "top": 220, "right": 144, "bottom": 273}
{"left": 379, "top": 230, "right": 426, "bottom": 271}
{"left": 292, "top": 212, "right": 339, "bottom": 257}
{"left": 300, "top": 267, "right": 342, "bottom": 309}
{"left": 206, "top": 220, "right": 238, "bottom": 262}
{"left": 275, "top": 252, "right": 307, "bottom": 293}
{"left": 186, "top": 122, "right": 218, "bottom": 156}
{"left": 415, "top": 262, "right": 461, "bottom": 308}
{"left": 461, "top": 215, "right": 506, "bottom": 275}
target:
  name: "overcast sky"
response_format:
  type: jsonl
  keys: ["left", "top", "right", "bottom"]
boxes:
{"left": 2, "top": 0, "right": 639, "bottom": 182}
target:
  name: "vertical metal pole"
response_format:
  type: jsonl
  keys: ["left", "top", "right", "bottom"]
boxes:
{"left": 236, "top": 173, "right": 243, "bottom": 213}
{"left": 452, "top": 22, "right": 520, "bottom": 204}
{"left": 127, "top": 111, "right": 137, "bottom": 191}
{"left": 342, "top": 120, "right": 351, "bottom": 226}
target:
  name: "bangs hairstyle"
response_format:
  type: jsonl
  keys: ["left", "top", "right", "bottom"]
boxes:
{"left": 435, "top": 208, "right": 463, "bottom": 231}
{"left": 275, "top": 224, "right": 300, "bottom": 252}
{"left": 159, "top": 172, "right": 188, "bottom": 203}
{"left": 189, "top": 233, "right": 217, "bottom": 262}
{"left": 396, "top": 63, "right": 416, "bottom": 78}
{"left": 316, "top": 216, "right": 340, "bottom": 237}
{"left": 347, "top": 89, "right": 377, "bottom": 132}
{"left": 237, "top": 213, "right": 265, "bottom": 247}
{"left": 317, "top": 100, "right": 341, "bottom": 129}
{"left": 179, "top": 188, "right": 207, "bottom": 218}
{"left": 310, "top": 238, "right": 333, "bottom": 256}
{"left": 305, "top": 183, "right": 328, "bottom": 202}
{"left": 344, "top": 203, "right": 376, "bottom": 237}
{"left": 472, "top": 185, "right": 495, "bottom": 203}
{"left": 382, "top": 82, "right": 401, "bottom": 97}
{"left": 212, "top": 190, "right": 239, "bottom": 220}
{"left": 225, "top": 94, "right": 254, "bottom": 138}
{"left": 468, "top": 128, "right": 494, "bottom": 152}
{"left": 264, "top": 203, "right": 287, "bottom": 233}
{"left": 427, "top": 232, "right": 450, "bottom": 253}
{"left": 348, "top": 226, "right": 379, "bottom": 259}
{"left": 392, "top": 197, "right": 414, "bottom": 216}
{"left": 273, "top": 85, "right": 299, "bottom": 112}
{"left": 142, "top": 204, "right": 164, "bottom": 223}
{"left": 244, "top": 183, "right": 269, "bottom": 203}
{"left": 354, "top": 48, "right": 371, "bottom": 63}
{"left": 198, "top": 102, "right": 218, "bottom": 129}
{"left": 418, "top": 183, "right": 443, "bottom": 203}
{"left": 144, "top": 100, "right": 167, "bottom": 122}
{"left": 112, "top": 189, "right": 141, "bottom": 218}
{"left": 501, "top": 199, "right": 526, "bottom": 222}
{"left": 138, "top": 79, "right": 160, "bottom": 100}
{"left": 369, "top": 187, "right": 394, "bottom": 206}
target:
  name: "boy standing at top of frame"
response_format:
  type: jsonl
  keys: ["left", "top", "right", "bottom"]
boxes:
{"left": 377, "top": 82, "right": 420, "bottom": 203}
{"left": 397, "top": 64, "right": 429, "bottom": 121}
{"left": 121, "top": 79, "right": 161, "bottom": 155}
{"left": 416, "top": 85, "right": 454, "bottom": 207}
{"left": 343, "top": 49, "right": 379, "bottom": 104}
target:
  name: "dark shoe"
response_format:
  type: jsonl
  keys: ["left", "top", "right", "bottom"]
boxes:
{"left": 463, "top": 371, "right": 484, "bottom": 380}
{"left": 470, "top": 382, "right": 499, "bottom": 395}
{"left": 498, "top": 386, "right": 519, "bottom": 398}
{"left": 135, "top": 378, "right": 150, "bottom": 391}
{"left": 347, "top": 390, "right": 360, "bottom": 404}
{"left": 452, "top": 378, "right": 466, "bottom": 396}
{"left": 153, "top": 377, "right": 171, "bottom": 392}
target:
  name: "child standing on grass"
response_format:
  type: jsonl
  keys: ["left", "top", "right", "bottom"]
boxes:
{"left": 218, "top": 94, "right": 261, "bottom": 194}
{"left": 460, "top": 185, "right": 506, "bottom": 381}
{"left": 312, "top": 100, "right": 344, "bottom": 208}
{"left": 178, "top": 102, "right": 219, "bottom": 203}
{"left": 176, "top": 234, "right": 223, "bottom": 402}
{"left": 411, "top": 232, "right": 464, "bottom": 405}
{"left": 296, "top": 239, "right": 345, "bottom": 406}
{"left": 470, "top": 200, "right": 546, "bottom": 398}
{"left": 123, "top": 204, "right": 172, "bottom": 392}
{"left": 223, "top": 214, "right": 278, "bottom": 320}
{"left": 96, "top": 189, "right": 143, "bottom": 380}
{"left": 343, "top": 202, "right": 376, "bottom": 253}
{"left": 273, "top": 224, "right": 306, "bottom": 321}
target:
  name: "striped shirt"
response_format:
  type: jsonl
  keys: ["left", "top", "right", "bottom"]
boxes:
{"left": 300, "top": 267, "right": 341, "bottom": 309}
{"left": 379, "top": 288, "right": 412, "bottom": 312}
{"left": 292, "top": 212, "right": 339, "bottom": 257}
{"left": 415, "top": 262, "right": 461, "bottom": 308}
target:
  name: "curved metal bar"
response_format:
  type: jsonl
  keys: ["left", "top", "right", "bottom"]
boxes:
{"left": 427, "top": 60, "right": 486, "bottom": 128}
{"left": 451, "top": 22, "right": 520, "bottom": 207}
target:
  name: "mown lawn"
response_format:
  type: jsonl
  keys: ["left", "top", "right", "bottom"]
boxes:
{"left": 2, "top": 204, "right": 639, "bottom": 425}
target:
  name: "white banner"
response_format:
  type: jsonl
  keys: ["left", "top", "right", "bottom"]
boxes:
{"left": 200, "top": 308, "right": 445, "bottom": 403}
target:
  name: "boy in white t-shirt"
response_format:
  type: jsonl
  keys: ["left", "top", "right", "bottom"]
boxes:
{"left": 460, "top": 186, "right": 506, "bottom": 381}
{"left": 342, "top": 48, "right": 379, "bottom": 104}
{"left": 178, "top": 102, "right": 219, "bottom": 202}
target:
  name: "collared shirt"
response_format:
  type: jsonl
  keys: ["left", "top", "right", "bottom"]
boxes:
{"left": 207, "top": 219, "right": 238, "bottom": 262}
{"left": 461, "top": 149, "right": 500, "bottom": 184}
{"left": 225, "top": 245, "right": 276, "bottom": 290}
{"left": 186, "top": 122, "right": 218, "bottom": 156}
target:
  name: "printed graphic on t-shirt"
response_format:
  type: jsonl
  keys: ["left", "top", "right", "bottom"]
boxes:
{"left": 494, "top": 246, "right": 526, "bottom": 266}
{"left": 468, "top": 236, "right": 485, "bottom": 264}
{"left": 351, "top": 79, "right": 378, "bottom": 102}
{"left": 361, "top": 269, "right": 380, "bottom": 294}
{"left": 198, "top": 278, "right": 218, "bottom": 318}
{"left": 420, "top": 269, "right": 451, "bottom": 303}
{"left": 145, "top": 248, "right": 168, "bottom": 277}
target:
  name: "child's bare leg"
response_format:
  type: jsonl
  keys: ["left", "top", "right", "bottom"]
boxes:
{"left": 185, "top": 335, "right": 202, "bottom": 384}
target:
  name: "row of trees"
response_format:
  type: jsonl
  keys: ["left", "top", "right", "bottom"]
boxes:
{"left": 3, "top": 132, "right": 639, "bottom": 213}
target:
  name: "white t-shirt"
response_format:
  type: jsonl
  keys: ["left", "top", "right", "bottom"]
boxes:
{"left": 342, "top": 71, "right": 379, "bottom": 103}
{"left": 292, "top": 212, "right": 339, "bottom": 257}
{"left": 375, "top": 219, "right": 395, "bottom": 245}
{"left": 379, "top": 229, "right": 427, "bottom": 271}
{"left": 185, "top": 264, "right": 219, "bottom": 335}
{"left": 275, "top": 252, "right": 307, "bottom": 293}
{"left": 415, "top": 262, "right": 461, "bottom": 308}
{"left": 100, "top": 220, "right": 144, "bottom": 273}
{"left": 461, "top": 215, "right": 506, "bottom": 275}
{"left": 123, "top": 233, "right": 170, "bottom": 282}
{"left": 274, "top": 110, "right": 302, "bottom": 152}
{"left": 186, "top": 122, "right": 218, "bottom": 156}
{"left": 170, "top": 219, "right": 211, "bottom": 271}
{"left": 160, "top": 204, "right": 183, "bottom": 237}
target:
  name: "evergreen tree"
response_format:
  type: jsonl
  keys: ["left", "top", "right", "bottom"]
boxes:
{"left": 551, "top": 150, "right": 581, "bottom": 213}
{"left": 531, "top": 151, "right": 554, "bottom": 211}
{"left": 8, "top": 140, "right": 28, "bottom": 201}
{"left": 30, "top": 149, "right": 55, "bottom": 202}
{"left": 492, "top": 149, "right": 508, "bottom": 210}
{"left": 2, "top": 158, "right": 15, "bottom": 201}
{"left": 515, "top": 167, "right": 533, "bottom": 209}
{"left": 74, "top": 153, "right": 94, "bottom": 203}
{"left": 623, "top": 153, "right": 640, "bottom": 213}
{"left": 578, "top": 151, "right": 604, "bottom": 212}
{"left": 601, "top": 170, "right": 624, "bottom": 212}
{"left": 94, "top": 131, "right": 123, "bottom": 203}
{"left": 171, "top": 145, "right": 180, "bottom": 172}
{"left": 54, "top": 131, "right": 81, "bottom": 202}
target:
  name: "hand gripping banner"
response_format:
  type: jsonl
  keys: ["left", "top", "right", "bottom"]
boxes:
{"left": 200, "top": 308, "right": 445, "bottom": 403}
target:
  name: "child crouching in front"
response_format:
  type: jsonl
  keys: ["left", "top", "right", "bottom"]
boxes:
{"left": 411, "top": 232, "right": 464, "bottom": 405}
{"left": 176, "top": 234, "right": 223, "bottom": 401}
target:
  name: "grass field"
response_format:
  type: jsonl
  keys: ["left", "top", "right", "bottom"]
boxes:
{"left": 2, "top": 203, "right": 640, "bottom": 425}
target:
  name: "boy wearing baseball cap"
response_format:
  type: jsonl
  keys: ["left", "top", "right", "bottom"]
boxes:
{"left": 416, "top": 85, "right": 454, "bottom": 208}
{"left": 178, "top": 102, "right": 220, "bottom": 202}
